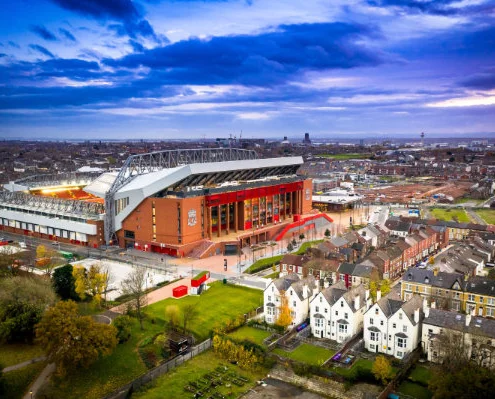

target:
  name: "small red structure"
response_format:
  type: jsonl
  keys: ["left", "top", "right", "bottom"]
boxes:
{"left": 172, "top": 285, "right": 188, "bottom": 298}
{"left": 191, "top": 271, "right": 210, "bottom": 294}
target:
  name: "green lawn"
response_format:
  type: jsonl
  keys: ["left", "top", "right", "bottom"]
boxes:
{"left": 332, "top": 358, "right": 374, "bottom": 378}
{"left": 408, "top": 365, "right": 432, "bottom": 386}
{"left": 263, "top": 271, "right": 280, "bottom": 279}
{"left": 2, "top": 361, "right": 46, "bottom": 399}
{"left": 146, "top": 282, "right": 263, "bottom": 341}
{"left": 430, "top": 208, "right": 471, "bottom": 223}
{"left": 475, "top": 209, "right": 495, "bottom": 225}
{"left": 294, "top": 239, "right": 324, "bottom": 255}
{"left": 132, "top": 350, "right": 266, "bottom": 399}
{"left": 398, "top": 381, "right": 432, "bottom": 399}
{"left": 273, "top": 344, "right": 334, "bottom": 366}
{"left": 0, "top": 343, "right": 45, "bottom": 368}
{"left": 455, "top": 197, "right": 482, "bottom": 205}
{"left": 245, "top": 255, "right": 283, "bottom": 274}
{"left": 227, "top": 326, "right": 272, "bottom": 345}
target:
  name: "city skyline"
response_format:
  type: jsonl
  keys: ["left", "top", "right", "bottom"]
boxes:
{"left": 1, "top": 0, "right": 495, "bottom": 139}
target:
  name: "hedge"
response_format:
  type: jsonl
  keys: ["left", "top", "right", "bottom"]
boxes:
{"left": 244, "top": 255, "right": 283, "bottom": 274}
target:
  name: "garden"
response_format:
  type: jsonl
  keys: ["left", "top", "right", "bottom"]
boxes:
{"left": 474, "top": 209, "right": 495, "bottom": 225}
{"left": 430, "top": 208, "right": 471, "bottom": 223}
{"left": 273, "top": 343, "right": 335, "bottom": 366}
{"left": 397, "top": 365, "right": 432, "bottom": 399}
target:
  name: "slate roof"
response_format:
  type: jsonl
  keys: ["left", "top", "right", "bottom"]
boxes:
{"left": 400, "top": 295, "right": 424, "bottom": 326}
{"left": 402, "top": 267, "right": 464, "bottom": 290}
{"left": 465, "top": 276, "right": 495, "bottom": 296}
{"left": 330, "top": 236, "right": 349, "bottom": 247}
{"left": 280, "top": 254, "right": 310, "bottom": 267}
{"left": 272, "top": 273, "right": 300, "bottom": 292}
{"left": 320, "top": 281, "right": 348, "bottom": 306}
{"left": 424, "top": 308, "right": 495, "bottom": 339}
{"left": 290, "top": 275, "right": 317, "bottom": 301}
{"left": 338, "top": 262, "right": 356, "bottom": 275}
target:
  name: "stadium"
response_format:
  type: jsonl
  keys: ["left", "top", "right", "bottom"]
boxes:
{"left": 0, "top": 149, "right": 332, "bottom": 257}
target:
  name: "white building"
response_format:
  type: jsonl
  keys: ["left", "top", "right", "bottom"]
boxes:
{"left": 310, "top": 281, "right": 371, "bottom": 343}
{"left": 364, "top": 292, "right": 423, "bottom": 359}
{"left": 422, "top": 307, "right": 495, "bottom": 368}
{"left": 264, "top": 274, "right": 318, "bottom": 327}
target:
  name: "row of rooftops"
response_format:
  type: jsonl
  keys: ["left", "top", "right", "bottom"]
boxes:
{"left": 387, "top": 215, "right": 495, "bottom": 234}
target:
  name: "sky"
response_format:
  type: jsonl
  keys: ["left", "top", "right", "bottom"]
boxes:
{"left": 0, "top": 0, "right": 495, "bottom": 140}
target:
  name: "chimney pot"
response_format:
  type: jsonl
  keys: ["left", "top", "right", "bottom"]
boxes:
{"left": 376, "top": 289, "right": 382, "bottom": 302}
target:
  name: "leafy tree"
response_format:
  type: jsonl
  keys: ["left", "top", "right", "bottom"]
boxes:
{"left": 372, "top": 355, "right": 392, "bottom": 385}
{"left": 182, "top": 303, "right": 199, "bottom": 334}
{"left": 165, "top": 305, "right": 180, "bottom": 330}
{"left": 380, "top": 279, "right": 391, "bottom": 297}
{"left": 0, "top": 277, "right": 56, "bottom": 343}
{"left": 112, "top": 315, "right": 132, "bottom": 343}
{"left": 275, "top": 290, "right": 292, "bottom": 329}
{"left": 36, "top": 245, "right": 47, "bottom": 260}
{"left": 487, "top": 268, "right": 495, "bottom": 280}
{"left": 121, "top": 268, "right": 148, "bottom": 330}
{"left": 299, "top": 233, "right": 305, "bottom": 241}
{"left": 52, "top": 264, "right": 77, "bottom": 300}
{"left": 324, "top": 228, "right": 331, "bottom": 238}
{"left": 287, "top": 242, "right": 294, "bottom": 252}
{"left": 35, "top": 300, "right": 117, "bottom": 376}
{"left": 0, "top": 246, "right": 18, "bottom": 277}
{"left": 429, "top": 256, "right": 435, "bottom": 265}
{"left": 72, "top": 263, "right": 109, "bottom": 308}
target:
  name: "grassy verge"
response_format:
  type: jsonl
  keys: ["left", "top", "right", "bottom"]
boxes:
{"left": 263, "top": 271, "right": 280, "bottom": 279}
{"left": 430, "top": 208, "right": 471, "bottom": 223}
{"left": 244, "top": 255, "right": 283, "bottom": 274}
{"left": 0, "top": 343, "right": 44, "bottom": 368}
{"left": 474, "top": 209, "right": 495, "bottom": 224}
{"left": 227, "top": 326, "right": 271, "bottom": 346}
{"left": 294, "top": 240, "right": 324, "bottom": 255}
{"left": 273, "top": 344, "right": 334, "bottom": 366}
{"left": 132, "top": 350, "right": 266, "bottom": 399}
{"left": 2, "top": 361, "right": 46, "bottom": 399}
{"left": 146, "top": 282, "right": 263, "bottom": 342}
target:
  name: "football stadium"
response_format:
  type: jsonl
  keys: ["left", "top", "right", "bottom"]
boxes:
{"left": 0, "top": 149, "right": 332, "bottom": 257}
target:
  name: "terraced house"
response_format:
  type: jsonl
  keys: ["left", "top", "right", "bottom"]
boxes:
{"left": 401, "top": 268, "right": 495, "bottom": 317}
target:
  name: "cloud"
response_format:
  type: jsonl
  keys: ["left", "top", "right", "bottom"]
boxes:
{"left": 51, "top": 0, "right": 158, "bottom": 41}
{"left": 29, "top": 44, "right": 55, "bottom": 58}
{"left": 0, "top": 53, "right": 7, "bottom": 58}
{"left": 8, "top": 41, "right": 20, "bottom": 49}
{"left": 366, "top": 0, "right": 494, "bottom": 16}
{"left": 30, "top": 25, "right": 58, "bottom": 41}
{"left": 59, "top": 28, "right": 77, "bottom": 42}
{"left": 459, "top": 69, "right": 495, "bottom": 90}
{"left": 128, "top": 39, "right": 145, "bottom": 52}
{"left": 426, "top": 91, "right": 495, "bottom": 107}
{"left": 104, "top": 22, "right": 386, "bottom": 86}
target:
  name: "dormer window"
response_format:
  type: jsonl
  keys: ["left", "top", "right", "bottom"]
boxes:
{"left": 399, "top": 313, "right": 403, "bottom": 320}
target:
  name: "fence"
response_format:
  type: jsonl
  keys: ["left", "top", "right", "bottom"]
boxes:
{"left": 104, "top": 339, "right": 212, "bottom": 399}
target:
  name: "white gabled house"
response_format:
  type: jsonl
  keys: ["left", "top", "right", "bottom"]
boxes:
{"left": 364, "top": 291, "right": 423, "bottom": 359}
{"left": 310, "top": 281, "right": 371, "bottom": 343}
{"left": 264, "top": 273, "right": 318, "bottom": 327}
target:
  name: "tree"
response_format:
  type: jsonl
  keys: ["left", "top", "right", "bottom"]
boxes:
{"left": 0, "top": 246, "right": 18, "bottom": 277}
{"left": 488, "top": 268, "right": 495, "bottom": 280}
{"left": 36, "top": 300, "right": 117, "bottom": 375}
{"left": 287, "top": 242, "right": 294, "bottom": 252}
{"left": 429, "top": 256, "right": 435, "bottom": 265}
{"left": 380, "top": 279, "right": 391, "bottom": 297}
{"left": 324, "top": 228, "right": 331, "bottom": 238}
{"left": 52, "top": 264, "right": 77, "bottom": 300}
{"left": 372, "top": 355, "right": 392, "bottom": 385}
{"left": 121, "top": 268, "right": 148, "bottom": 330}
{"left": 275, "top": 291, "right": 292, "bottom": 329}
{"left": 182, "top": 303, "right": 199, "bottom": 334}
{"left": 0, "top": 277, "right": 56, "bottom": 343}
{"left": 112, "top": 315, "right": 132, "bottom": 343}
{"left": 36, "top": 245, "right": 47, "bottom": 260}
{"left": 165, "top": 305, "right": 180, "bottom": 330}
{"left": 299, "top": 233, "right": 305, "bottom": 241}
{"left": 72, "top": 263, "right": 109, "bottom": 308}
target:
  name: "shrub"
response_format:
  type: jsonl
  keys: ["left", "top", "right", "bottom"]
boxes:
{"left": 245, "top": 255, "right": 283, "bottom": 274}
{"left": 113, "top": 315, "right": 132, "bottom": 343}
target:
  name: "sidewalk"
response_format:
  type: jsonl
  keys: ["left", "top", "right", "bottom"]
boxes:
{"left": 2, "top": 356, "right": 46, "bottom": 373}
{"left": 23, "top": 363, "right": 55, "bottom": 399}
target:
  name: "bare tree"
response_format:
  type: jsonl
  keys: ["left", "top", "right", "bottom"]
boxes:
{"left": 101, "top": 265, "right": 113, "bottom": 307}
{"left": 121, "top": 267, "right": 148, "bottom": 330}
{"left": 182, "top": 303, "right": 199, "bottom": 334}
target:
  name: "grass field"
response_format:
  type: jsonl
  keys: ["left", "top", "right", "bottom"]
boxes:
{"left": 408, "top": 365, "right": 432, "bottom": 385}
{"left": 273, "top": 343, "right": 334, "bottom": 366}
{"left": 227, "top": 326, "right": 272, "bottom": 345}
{"left": 318, "top": 153, "right": 371, "bottom": 160}
{"left": 455, "top": 197, "right": 482, "bottom": 205}
{"left": 0, "top": 343, "right": 44, "bottom": 367}
{"left": 41, "top": 282, "right": 262, "bottom": 399}
{"left": 398, "top": 381, "right": 432, "bottom": 399}
{"left": 332, "top": 358, "right": 374, "bottom": 378}
{"left": 2, "top": 361, "right": 46, "bottom": 399}
{"left": 474, "top": 209, "right": 495, "bottom": 224}
{"left": 132, "top": 350, "right": 266, "bottom": 399}
{"left": 146, "top": 282, "right": 263, "bottom": 341}
{"left": 430, "top": 208, "right": 471, "bottom": 223}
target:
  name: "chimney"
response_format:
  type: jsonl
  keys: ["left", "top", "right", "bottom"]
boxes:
{"left": 303, "top": 283, "right": 309, "bottom": 299}
{"left": 414, "top": 308, "right": 420, "bottom": 324}
{"left": 465, "top": 313, "right": 471, "bottom": 327}
{"left": 324, "top": 279, "right": 330, "bottom": 288}
{"left": 365, "top": 289, "right": 370, "bottom": 301}
{"left": 354, "top": 294, "right": 361, "bottom": 310}
{"left": 423, "top": 298, "right": 429, "bottom": 317}
{"left": 376, "top": 289, "right": 382, "bottom": 302}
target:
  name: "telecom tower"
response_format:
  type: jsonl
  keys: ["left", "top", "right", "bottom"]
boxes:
{"left": 420, "top": 132, "right": 425, "bottom": 147}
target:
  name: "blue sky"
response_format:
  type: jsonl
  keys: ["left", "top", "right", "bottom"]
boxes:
{"left": 1, "top": 0, "right": 495, "bottom": 140}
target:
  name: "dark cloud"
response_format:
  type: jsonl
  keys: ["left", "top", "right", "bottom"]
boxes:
{"left": 78, "top": 48, "right": 104, "bottom": 60}
{"left": 30, "top": 25, "right": 58, "bottom": 41}
{"left": 129, "top": 39, "right": 145, "bottom": 52}
{"left": 29, "top": 44, "right": 55, "bottom": 58}
{"left": 51, "top": 0, "right": 140, "bottom": 21}
{"left": 59, "top": 28, "right": 77, "bottom": 42}
{"left": 8, "top": 41, "right": 20, "bottom": 49}
{"left": 51, "top": 0, "right": 158, "bottom": 41}
{"left": 0, "top": 53, "right": 7, "bottom": 58}
{"left": 104, "top": 22, "right": 385, "bottom": 86}
{"left": 366, "top": 0, "right": 495, "bottom": 16}
{"left": 460, "top": 68, "right": 495, "bottom": 90}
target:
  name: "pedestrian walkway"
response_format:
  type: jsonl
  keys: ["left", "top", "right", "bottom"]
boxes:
{"left": 2, "top": 356, "right": 46, "bottom": 373}
{"left": 23, "top": 363, "right": 55, "bottom": 399}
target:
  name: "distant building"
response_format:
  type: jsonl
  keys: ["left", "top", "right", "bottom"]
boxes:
{"left": 303, "top": 132, "right": 311, "bottom": 145}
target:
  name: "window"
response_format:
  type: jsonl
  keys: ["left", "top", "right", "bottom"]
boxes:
{"left": 370, "top": 332, "right": 378, "bottom": 341}
{"left": 479, "top": 296, "right": 484, "bottom": 304}
{"left": 315, "top": 306, "right": 319, "bottom": 312}
{"left": 370, "top": 318, "right": 374, "bottom": 325}
{"left": 393, "top": 323, "right": 396, "bottom": 329}
{"left": 370, "top": 344, "right": 376, "bottom": 350}
{"left": 397, "top": 337, "right": 407, "bottom": 348}
{"left": 283, "top": 264, "right": 287, "bottom": 271}
{"left": 345, "top": 313, "right": 348, "bottom": 319}
{"left": 315, "top": 318, "right": 323, "bottom": 327}
{"left": 399, "top": 313, "right": 403, "bottom": 320}
{"left": 468, "top": 294, "right": 475, "bottom": 302}
{"left": 320, "top": 296, "right": 322, "bottom": 303}
{"left": 324, "top": 308, "right": 328, "bottom": 313}
{"left": 380, "top": 320, "right": 384, "bottom": 326}
{"left": 397, "top": 351, "right": 403, "bottom": 358}
{"left": 403, "top": 325, "right": 407, "bottom": 333}
{"left": 341, "top": 301, "right": 344, "bottom": 307}
{"left": 338, "top": 324, "right": 348, "bottom": 334}
{"left": 335, "top": 311, "right": 339, "bottom": 316}
{"left": 293, "top": 301, "right": 296, "bottom": 307}
{"left": 487, "top": 307, "right": 495, "bottom": 317}
{"left": 268, "top": 296, "right": 271, "bottom": 302}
